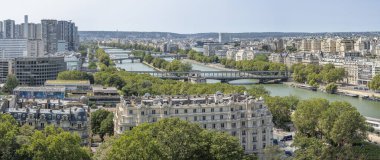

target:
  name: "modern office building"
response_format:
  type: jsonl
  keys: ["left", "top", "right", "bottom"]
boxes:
{"left": 0, "top": 21, "right": 3, "bottom": 39}
{"left": 114, "top": 93, "right": 274, "bottom": 154}
{"left": 27, "top": 39, "right": 44, "bottom": 57}
{"left": 0, "top": 56, "right": 66, "bottom": 85}
{"left": 3, "top": 19, "right": 15, "bottom": 39}
{"left": 57, "top": 21, "right": 79, "bottom": 51}
{"left": 0, "top": 39, "right": 28, "bottom": 58}
{"left": 219, "top": 33, "right": 231, "bottom": 44}
{"left": 41, "top": 19, "right": 58, "bottom": 54}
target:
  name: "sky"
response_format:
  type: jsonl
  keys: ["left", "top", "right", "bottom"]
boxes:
{"left": 1, "top": 0, "right": 380, "bottom": 33}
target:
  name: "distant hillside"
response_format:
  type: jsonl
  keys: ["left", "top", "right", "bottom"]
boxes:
{"left": 79, "top": 31, "right": 380, "bottom": 40}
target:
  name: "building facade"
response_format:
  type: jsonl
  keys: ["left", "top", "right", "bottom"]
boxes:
{"left": 41, "top": 20, "right": 58, "bottom": 54}
{"left": 114, "top": 93, "right": 274, "bottom": 154}
{"left": 0, "top": 39, "right": 28, "bottom": 58}
{"left": 0, "top": 56, "right": 66, "bottom": 85}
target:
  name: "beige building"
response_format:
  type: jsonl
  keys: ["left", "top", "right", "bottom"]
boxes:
{"left": 310, "top": 39, "right": 321, "bottom": 53}
{"left": 114, "top": 93, "right": 274, "bottom": 154}
{"left": 235, "top": 49, "right": 254, "bottom": 61}
{"left": 321, "top": 38, "right": 336, "bottom": 54}
{"left": 300, "top": 39, "right": 311, "bottom": 52}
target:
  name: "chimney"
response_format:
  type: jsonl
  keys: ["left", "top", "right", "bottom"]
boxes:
{"left": 24, "top": 15, "right": 28, "bottom": 39}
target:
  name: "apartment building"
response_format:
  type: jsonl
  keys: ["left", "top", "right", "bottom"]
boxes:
{"left": 114, "top": 93, "right": 274, "bottom": 154}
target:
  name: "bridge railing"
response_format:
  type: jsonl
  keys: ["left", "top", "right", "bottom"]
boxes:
{"left": 128, "top": 71, "right": 288, "bottom": 79}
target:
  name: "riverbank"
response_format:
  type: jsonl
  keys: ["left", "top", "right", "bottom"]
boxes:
{"left": 142, "top": 61, "right": 166, "bottom": 72}
{"left": 182, "top": 59, "right": 238, "bottom": 71}
{"left": 283, "top": 81, "right": 380, "bottom": 100}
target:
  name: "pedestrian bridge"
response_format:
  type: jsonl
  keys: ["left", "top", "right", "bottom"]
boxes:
{"left": 127, "top": 70, "right": 289, "bottom": 83}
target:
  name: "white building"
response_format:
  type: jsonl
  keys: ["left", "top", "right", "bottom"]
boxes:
{"left": 235, "top": 49, "right": 254, "bottom": 61}
{"left": 0, "top": 39, "right": 27, "bottom": 58}
{"left": 114, "top": 93, "right": 274, "bottom": 154}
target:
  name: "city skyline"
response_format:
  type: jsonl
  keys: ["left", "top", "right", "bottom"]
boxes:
{"left": 1, "top": 0, "right": 380, "bottom": 33}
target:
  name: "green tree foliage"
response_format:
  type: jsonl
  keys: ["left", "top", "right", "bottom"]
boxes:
{"left": 291, "top": 63, "right": 345, "bottom": 85}
{"left": 143, "top": 54, "right": 154, "bottom": 64}
{"left": 57, "top": 70, "right": 94, "bottom": 84}
{"left": 98, "top": 118, "right": 247, "bottom": 160}
{"left": 220, "top": 57, "right": 286, "bottom": 72}
{"left": 165, "top": 60, "right": 192, "bottom": 72}
{"left": 325, "top": 82, "right": 338, "bottom": 94}
{"left": 368, "top": 74, "right": 380, "bottom": 91}
{"left": 18, "top": 125, "right": 91, "bottom": 160}
{"left": 2, "top": 74, "right": 19, "bottom": 93}
{"left": 104, "top": 42, "right": 158, "bottom": 52}
{"left": 292, "top": 99, "right": 369, "bottom": 159}
{"left": 188, "top": 50, "right": 219, "bottom": 63}
{"left": 88, "top": 62, "right": 97, "bottom": 69}
{"left": 0, "top": 114, "right": 19, "bottom": 160}
{"left": 99, "top": 113, "right": 114, "bottom": 141}
{"left": 91, "top": 109, "right": 113, "bottom": 141}
{"left": 265, "top": 96, "right": 299, "bottom": 129}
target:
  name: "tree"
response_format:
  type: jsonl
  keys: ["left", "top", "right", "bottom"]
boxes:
{"left": 88, "top": 62, "right": 97, "bottom": 69}
{"left": 99, "top": 118, "right": 245, "bottom": 160}
{"left": 99, "top": 113, "right": 114, "bottom": 141}
{"left": 143, "top": 54, "right": 154, "bottom": 64}
{"left": 2, "top": 74, "right": 19, "bottom": 93}
{"left": 265, "top": 96, "right": 299, "bottom": 130}
{"left": 91, "top": 109, "right": 112, "bottom": 141}
{"left": 0, "top": 114, "right": 19, "bottom": 160}
{"left": 325, "top": 82, "right": 337, "bottom": 94}
{"left": 18, "top": 125, "right": 91, "bottom": 160}
{"left": 369, "top": 74, "right": 380, "bottom": 91}
{"left": 292, "top": 99, "right": 368, "bottom": 159}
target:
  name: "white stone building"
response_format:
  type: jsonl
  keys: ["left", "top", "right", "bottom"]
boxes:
{"left": 114, "top": 93, "right": 274, "bottom": 154}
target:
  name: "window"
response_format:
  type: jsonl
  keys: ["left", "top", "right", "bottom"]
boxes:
{"left": 241, "top": 121, "right": 245, "bottom": 127}
{"left": 262, "top": 120, "right": 265, "bottom": 125}
{"left": 232, "top": 131, "right": 236, "bottom": 136}
{"left": 203, "top": 124, "right": 207, "bottom": 128}
{"left": 242, "top": 137, "right": 246, "bottom": 143}
{"left": 262, "top": 135, "right": 266, "bottom": 141}
{"left": 193, "top": 116, "right": 197, "bottom": 121}
{"left": 230, "top": 108, "right": 234, "bottom": 111}
{"left": 175, "top": 109, "right": 178, "bottom": 114}
{"left": 120, "top": 127, "right": 123, "bottom": 131}
{"left": 239, "top": 106, "right": 243, "bottom": 110}
{"left": 211, "top": 115, "right": 215, "bottom": 120}
{"left": 78, "top": 124, "right": 82, "bottom": 129}
{"left": 220, "top": 115, "right": 224, "bottom": 119}
{"left": 29, "top": 122, "right": 32, "bottom": 126}
{"left": 232, "top": 123, "right": 236, "bottom": 128}
{"left": 202, "top": 108, "right": 205, "bottom": 113}
{"left": 263, "top": 143, "right": 266, "bottom": 148}
{"left": 231, "top": 115, "right": 235, "bottom": 119}
{"left": 164, "top": 111, "right": 168, "bottom": 115}
{"left": 41, "top": 123, "right": 45, "bottom": 128}
{"left": 202, "top": 116, "right": 206, "bottom": 121}
{"left": 219, "top": 108, "right": 223, "bottom": 112}
{"left": 253, "top": 145, "right": 257, "bottom": 150}
{"left": 242, "top": 130, "right": 246, "bottom": 135}
{"left": 253, "top": 136, "right": 257, "bottom": 142}
{"left": 184, "top": 109, "right": 188, "bottom": 113}
{"left": 152, "top": 117, "right": 157, "bottom": 122}
{"left": 212, "top": 124, "right": 216, "bottom": 128}
{"left": 141, "top": 111, "right": 144, "bottom": 115}
{"left": 241, "top": 113, "right": 245, "bottom": 118}
{"left": 251, "top": 113, "right": 255, "bottom": 117}
{"left": 193, "top": 109, "right": 197, "bottom": 113}
{"left": 211, "top": 108, "right": 214, "bottom": 112}
{"left": 152, "top": 110, "right": 156, "bottom": 114}
{"left": 129, "top": 110, "right": 133, "bottom": 114}
{"left": 221, "top": 123, "right": 225, "bottom": 128}
{"left": 262, "top": 129, "right": 266, "bottom": 133}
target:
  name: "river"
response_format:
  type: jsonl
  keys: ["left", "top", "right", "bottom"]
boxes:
{"left": 106, "top": 48, "right": 380, "bottom": 118}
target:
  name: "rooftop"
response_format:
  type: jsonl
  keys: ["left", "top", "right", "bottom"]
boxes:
{"left": 93, "top": 86, "right": 118, "bottom": 94}
{"left": 45, "top": 80, "right": 91, "bottom": 86}
{"left": 13, "top": 86, "right": 66, "bottom": 92}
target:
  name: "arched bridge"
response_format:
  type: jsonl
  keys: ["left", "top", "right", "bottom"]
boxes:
{"left": 127, "top": 70, "right": 289, "bottom": 83}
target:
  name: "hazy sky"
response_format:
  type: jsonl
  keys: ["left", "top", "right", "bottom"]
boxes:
{"left": 1, "top": 0, "right": 380, "bottom": 33}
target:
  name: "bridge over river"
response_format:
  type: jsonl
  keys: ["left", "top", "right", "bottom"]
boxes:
{"left": 128, "top": 70, "right": 289, "bottom": 83}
